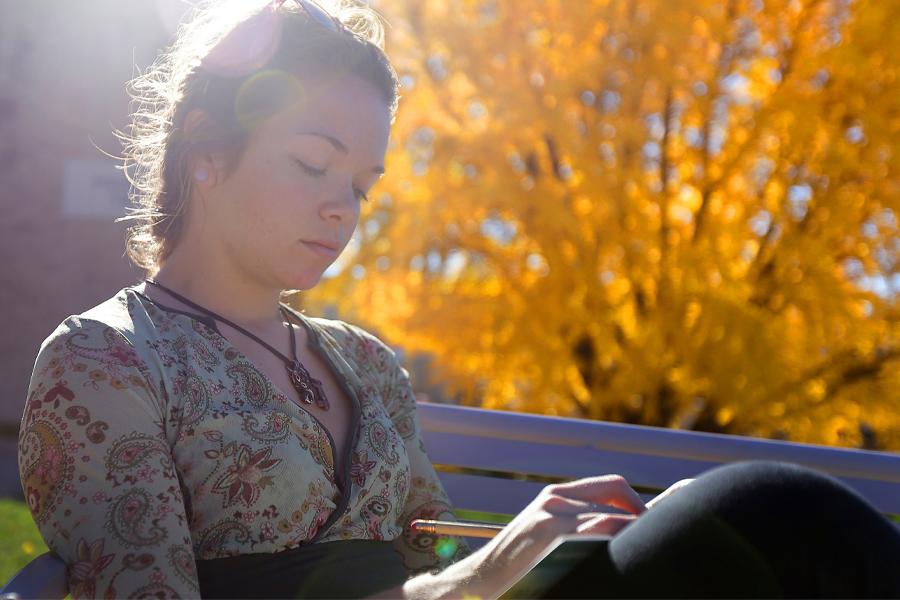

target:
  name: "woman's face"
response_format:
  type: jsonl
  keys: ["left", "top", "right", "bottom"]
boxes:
{"left": 200, "top": 73, "right": 391, "bottom": 291}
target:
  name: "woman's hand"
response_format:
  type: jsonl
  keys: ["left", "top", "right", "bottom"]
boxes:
{"left": 383, "top": 475, "right": 648, "bottom": 600}
{"left": 472, "top": 475, "right": 647, "bottom": 598}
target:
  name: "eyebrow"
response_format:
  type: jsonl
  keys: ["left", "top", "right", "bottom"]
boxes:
{"left": 295, "top": 131, "right": 385, "bottom": 175}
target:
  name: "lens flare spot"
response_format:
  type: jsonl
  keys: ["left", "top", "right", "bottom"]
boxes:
{"left": 434, "top": 537, "right": 458, "bottom": 560}
{"left": 235, "top": 70, "right": 304, "bottom": 130}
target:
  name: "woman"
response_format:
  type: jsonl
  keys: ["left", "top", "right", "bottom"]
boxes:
{"left": 18, "top": 1, "right": 900, "bottom": 598}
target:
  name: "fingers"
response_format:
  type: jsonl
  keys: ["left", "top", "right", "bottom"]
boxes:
{"left": 575, "top": 513, "right": 636, "bottom": 536}
{"left": 545, "top": 475, "right": 647, "bottom": 515}
{"left": 541, "top": 494, "right": 621, "bottom": 516}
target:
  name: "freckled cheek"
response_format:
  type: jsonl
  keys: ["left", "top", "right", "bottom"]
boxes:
{"left": 263, "top": 188, "right": 321, "bottom": 241}
{"left": 251, "top": 175, "right": 308, "bottom": 227}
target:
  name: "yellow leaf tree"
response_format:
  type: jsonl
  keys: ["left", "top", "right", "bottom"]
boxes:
{"left": 304, "top": 0, "right": 900, "bottom": 449}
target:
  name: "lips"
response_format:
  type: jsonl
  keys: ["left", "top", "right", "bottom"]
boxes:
{"left": 301, "top": 239, "right": 340, "bottom": 258}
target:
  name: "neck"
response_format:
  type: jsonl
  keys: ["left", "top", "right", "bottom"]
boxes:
{"left": 150, "top": 257, "right": 287, "bottom": 335}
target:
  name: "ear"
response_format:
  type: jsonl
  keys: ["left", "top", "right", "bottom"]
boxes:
{"left": 183, "top": 109, "right": 224, "bottom": 188}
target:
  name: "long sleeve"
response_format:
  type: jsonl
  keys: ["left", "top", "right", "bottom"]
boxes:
{"left": 18, "top": 317, "right": 200, "bottom": 599}
{"left": 373, "top": 344, "right": 472, "bottom": 574}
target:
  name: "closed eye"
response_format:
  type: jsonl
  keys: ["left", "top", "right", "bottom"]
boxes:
{"left": 294, "top": 159, "right": 326, "bottom": 177}
{"left": 296, "top": 158, "right": 371, "bottom": 203}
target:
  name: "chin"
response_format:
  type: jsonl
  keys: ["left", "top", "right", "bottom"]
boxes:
{"left": 285, "top": 271, "right": 325, "bottom": 292}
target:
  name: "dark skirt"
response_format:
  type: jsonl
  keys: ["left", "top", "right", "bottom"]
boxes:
{"left": 196, "top": 539, "right": 409, "bottom": 599}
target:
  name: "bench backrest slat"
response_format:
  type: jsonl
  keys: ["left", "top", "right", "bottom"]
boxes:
{"left": 425, "top": 430, "right": 716, "bottom": 488}
{"left": 418, "top": 403, "right": 900, "bottom": 517}
{"left": 437, "top": 472, "right": 549, "bottom": 515}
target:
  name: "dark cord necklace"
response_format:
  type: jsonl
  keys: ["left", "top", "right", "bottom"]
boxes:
{"left": 144, "top": 279, "right": 330, "bottom": 411}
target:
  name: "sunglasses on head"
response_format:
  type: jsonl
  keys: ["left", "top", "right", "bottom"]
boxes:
{"left": 201, "top": 0, "right": 356, "bottom": 78}
{"left": 273, "top": 0, "right": 347, "bottom": 34}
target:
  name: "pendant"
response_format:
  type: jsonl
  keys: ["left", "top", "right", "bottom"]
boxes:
{"left": 286, "top": 360, "right": 330, "bottom": 411}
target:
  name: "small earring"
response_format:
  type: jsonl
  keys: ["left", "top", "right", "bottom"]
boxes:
{"left": 194, "top": 168, "right": 209, "bottom": 182}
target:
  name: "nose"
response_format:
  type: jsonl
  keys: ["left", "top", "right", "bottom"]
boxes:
{"left": 319, "top": 183, "right": 358, "bottom": 222}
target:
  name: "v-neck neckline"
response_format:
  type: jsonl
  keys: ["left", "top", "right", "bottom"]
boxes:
{"left": 126, "top": 287, "right": 364, "bottom": 529}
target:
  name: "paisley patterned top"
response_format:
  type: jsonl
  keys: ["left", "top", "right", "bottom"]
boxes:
{"left": 18, "top": 287, "right": 469, "bottom": 598}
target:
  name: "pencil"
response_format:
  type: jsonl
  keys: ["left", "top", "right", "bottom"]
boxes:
{"left": 411, "top": 519, "right": 505, "bottom": 539}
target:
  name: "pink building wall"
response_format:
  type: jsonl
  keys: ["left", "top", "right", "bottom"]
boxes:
{"left": 0, "top": 2, "right": 183, "bottom": 494}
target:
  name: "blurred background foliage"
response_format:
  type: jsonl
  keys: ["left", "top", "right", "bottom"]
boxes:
{"left": 302, "top": 0, "right": 900, "bottom": 450}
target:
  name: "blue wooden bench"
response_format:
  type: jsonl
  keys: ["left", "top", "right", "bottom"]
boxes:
{"left": 4, "top": 403, "right": 899, "bottom": 598}
{"left": 419, "top": 403, "right": 900, "bottom": 547}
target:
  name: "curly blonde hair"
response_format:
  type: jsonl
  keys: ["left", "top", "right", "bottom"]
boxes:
{"left": 117, "top": 0, "right": 398, "bottom": 276}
